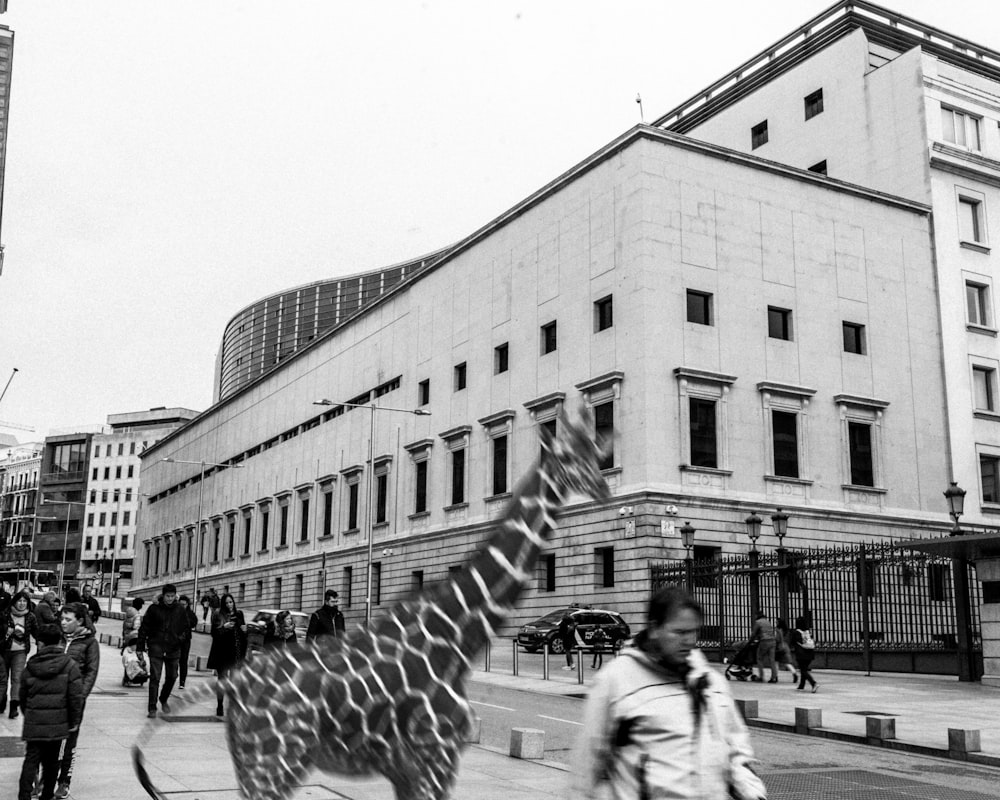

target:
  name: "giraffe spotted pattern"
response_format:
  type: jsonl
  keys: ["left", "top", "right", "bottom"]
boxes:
{"left": 133, "top": 407, "right": 610, "bottom": 799}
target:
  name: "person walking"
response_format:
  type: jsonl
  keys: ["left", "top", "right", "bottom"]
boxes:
{"left": 176, "top": 595, "right": 199, "bottom": 689}
{"left": 751, "top": 611, "right": 778, "bottom": 684}
{"left": 558, "top": 611, "right": 578, "bottom": 670}
{"left": 791, "top": 616, "right": 818, "bottom": 693}
{"left": 570, "top": 586, "right": 767, "bottom": 800}
{"left": 305, "top": 590, "right": 345, "bottom": 641}
{"left": 80, "top": 585, "right": 101, "bottom": 624}
{"left": 207, "top": 593, "right": 246, "bottom": 716}
{"left": 774, "top": 618, "right": 798, "bottom": 683}
{"left": 53, "top": 602, "right": 99, "bottom": 800}
{"left": 17, "top": 626, "right": 83, "bottom": 800}
{"left": 590, "top": 627, "right": 608, "bottom": 670}
{"left": 264, "top": 610, "right": 298, "bottom": 650}
{"left": 207, "top": 588, "right": 221, "bottom": 618}
{"left": 122, "top": 597, "right": 144, "bottom": 640}
{"left": 34, "top": 593, "right": 60, "bottom": 641}
{"left": 2, "top": 590, "right": 37, "bottom": 719}
{"left": 136, "top": 583, "right": 189, "bottom": 719}
{"left": 199, "top": 591, "right": 211, "bottom": 622}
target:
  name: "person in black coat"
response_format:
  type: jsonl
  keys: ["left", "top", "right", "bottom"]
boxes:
{"left": 17, "top": 627, "right": 82, "bottom": 800}
{"left": 176, "top": 595, "right": 199, "bottom": 689}
{"left": 80, "top": 585, "right": 102, "bottom": 624}
{"left": 136, "top": 584, "right": 190, "bottom": 719}
{"left": 305, "top": 590, "right": 345, "bottom": 641}
{"left": 55, "top": 603, "right": 100, "bottom": 797}
{"left": 207, "top": 593, "right": 246, "bottom": 716}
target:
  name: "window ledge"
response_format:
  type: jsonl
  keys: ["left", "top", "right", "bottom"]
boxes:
{"left": 296, "top": 539, "right": 310, "bottom": 546}
{"left": 840, "top": 484, "right": 887, "bottom": 495}
{"left": 318, "top": 533, "right": 334, "bottom": 540}
{"left": 967, "top": 323, "right": 998, "bottom": 337}
{"left": 256, "top": 548, "right": 269, "bottom": 554}
{"left": 974, "top": 411, "right": 1000, "bottom": 422}
{"left": 274, "top": 545, "right": 288, "bottom": 552}
{"left": 239, "top": 553, "right": 251, "bottom": 559}
{"left": 764, "top": 475, "right": 814, "bottom": 485}
{"left": 484, "top": 492, "right": 512, "bottom": 503}
{"left": 342, "top": 528, "right": 360, "bottom": 536}
{"left": 408, "top": 511, "right": 430, "bottom": 521}
{"left": 372, "top": 521, "right": 389, "bottom": 530}
{"left": 444, "top": 502, "right": 469, "bottom": 512}
{"left": 680, "top": 465, "right": 734, "bottom": 476}
{"left": 600, "top": 466, "right": 622, "bottom": 477}
{"left": 961, "top": 241, "right": 991, "bottom": 255}
{"left": 980, "top": 503, "right": 1000, "bottom": 516}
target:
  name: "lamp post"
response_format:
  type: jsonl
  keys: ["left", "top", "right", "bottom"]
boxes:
{"left": 944, "top": 481, "right": 967, "bottom": 536}
{"left": 942, "top": 481, "right": 977, "bottom": 681}
{"left": 679, "top": 521, "right": 695, "bottom": 590}
{"left": 41, "top": 498, "right": 88, "bottom": 596}
{"left": 744, "top": 511, "right": 762, "bottom": 615}
{"left": 161, "top": 458, "right": 244, "bottom": 608}
{"left": 314, "top": 398, "right": 430, "bottom": 626}
{"left": 771, "top": 507, "right": 791, "bottom": 626}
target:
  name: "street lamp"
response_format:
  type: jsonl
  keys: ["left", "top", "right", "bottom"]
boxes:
{"left": 944, "top": 481, "right": 967, "bottom": 536}
{"left": 41, "top": 498, "right": 88, "bottom": 595}
{"left": 679, "top": 521, "right": 696, "bottom": 590}
{"left": 161, "top": 458, "right": 245, "bottom": 606}
{"left": 744, "top": 511, "right": 762, "bottom": 552}
{"left": 771, "top": 507, "right": 791, "bottom": 626}
{"left": 771, "top": 507, "right": 788, "bottom": 548}
{"left": 314, "top": 398, "right": 431, "bottom": 626}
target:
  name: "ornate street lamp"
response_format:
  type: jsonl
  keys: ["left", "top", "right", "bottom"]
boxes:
{"left": 771, "top": 507, "right": 789, "bottom": 548}
{"left": 944, "top": 481, "right": 967, "bottom": 536}
{"left": 679, "top": 521, "right": 695, "bottom": 590}
{"left": 744, "top": 511, "right": 762, "bottom": 552}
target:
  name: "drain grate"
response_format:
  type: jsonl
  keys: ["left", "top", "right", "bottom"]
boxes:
{"left": 764, "top": 769, "right": 999, "bottom": 799}
{"left": 0, "top": 735, "right": 25, "bottom": 759}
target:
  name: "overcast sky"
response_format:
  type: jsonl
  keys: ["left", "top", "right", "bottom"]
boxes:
{"left": 0, "top": 1, "right": 996, "bottom": 441}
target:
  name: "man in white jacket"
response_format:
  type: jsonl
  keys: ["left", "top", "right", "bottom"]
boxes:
{"left": 570, "top": 586, "right": 767, "bottom": 800}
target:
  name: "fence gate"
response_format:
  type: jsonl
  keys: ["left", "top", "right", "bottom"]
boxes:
{"left": 650, "top": 541, "right": 982, "bottom": 676}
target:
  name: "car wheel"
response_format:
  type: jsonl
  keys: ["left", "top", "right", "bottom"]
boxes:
{"left": 549, "top": 637, "right": 565, "bottom": 654}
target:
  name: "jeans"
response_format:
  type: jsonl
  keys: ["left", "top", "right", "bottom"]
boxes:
{"left": 1, "top": 648, "right": 28, "bottom": 706}
{"left": 19, "top": 740, "right": 62, "bottom": 800}
{"left": 148, "top": 655, "right": 179, "bottom": 712}
{"left": 796, "top": 652, "right": 817, "bottom": 690}
{"left": 58, "top": 727, "right": 80, "bottom": 786}
{"left": 179, "top": 639, "right": 192, "bottom": 686}
{"left": 756, "top": 639, "right": 777, "bottom": 680}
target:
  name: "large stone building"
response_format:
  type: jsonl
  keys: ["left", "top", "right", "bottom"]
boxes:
{"left": 0, "top": 442, "right": 41, "bottom": 580}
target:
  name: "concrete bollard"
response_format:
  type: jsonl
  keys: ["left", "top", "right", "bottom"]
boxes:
{"left": 98, "top": 634, "right": 107, "bottom": 645}
{"left": 735, "top": 699, "right": 759, "bottom": 720}
{"left": 948, "top": 728, "right": 982, "bottom": 755}
{"left": 509, "top": 728, "right": 545, "bottom": 759}
{"left": 196, "top": 656, "right": 205, "bottom": 671}
{"left": 866, "top": 715, "right": 896, "bottom": 741}
{"left": 464, "top": 716, "right": 482, "bottom": 744}
{"left": 795, "top": 707, "right": 822, "bottom": 734}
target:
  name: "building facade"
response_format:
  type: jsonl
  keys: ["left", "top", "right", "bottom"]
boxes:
{"left": 35, "top": 432, "right": 92, "bottom": 590}
{"left": 0, "top": 442, "right": 41, "bottom": 577}
{"left": 133, "top": 119, "right": 951, "bottom": 632}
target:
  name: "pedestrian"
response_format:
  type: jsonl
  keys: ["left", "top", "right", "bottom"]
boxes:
{"left": 16, "top": 626, "right": 83, "bottom": 800}
{"left": 122, "top": 597, "right": 144, "bottom": 640}
{"left": 791, "top": 615, "right": 818, "bottom": 693}
{"left": 80, "top": 585, "right": 101, "bottom": 624}
{"left": 558, "top": 611, "right": 578, "bottom": 670}
{"left": 590, "top": 627, "right": 608, "bottom": 670}
{"left": 136, "top": 583, "right": 189, "bottom": 719}
{"left": 207, "top": 593, "right": 246, "bottom": 717}
{"left": 34, "top": 593, "right": 60, "bottom": 641}
{"left": 0, "top": 583, "right": 12, "bottom": 612}
{"left": 176, "top": 595, "right": 199, "bottom": 689}
{"left": 53, "top": 602, "right": 99, "bottom": 800}
{"left": 120, "top": 636, "right": 149, "bottom": 687}
{"left": 199, "top": 590, "right": 211, "bottom": 622}
{"left": 264, "top": 610, "right": 298, "bottom": 650}
{"left": 570, "top": 585, "right": 767, "bottom": 800}
{"left": 208, "top": 587, "right": 221, "bottom": 617}
{"left": 2, "top": 590, "right": 38, "bottom": 719}
{"left": 61, "top": 589, "right": 95, "bottom": 635}
{"left": 774, "top": 618, "right": 798, "bottom": 683}
{"left": 305, "top": 589, "right": 345, "bottom": 641}
{"left": 750, "top": 610, "right": 778, "bottom": 684}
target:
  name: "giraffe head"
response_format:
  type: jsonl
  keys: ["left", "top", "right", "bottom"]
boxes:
{"left": 539, "top": 404, "right": 612, "bottom": 502}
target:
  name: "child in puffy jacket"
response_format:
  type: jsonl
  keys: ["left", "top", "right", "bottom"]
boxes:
{"left": 121, "top": 635, "right": 149, "bottom": 687}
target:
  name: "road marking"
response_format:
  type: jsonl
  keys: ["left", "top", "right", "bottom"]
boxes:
{"left": 537, "top": 714, "right": 582, "bottom": 726}
{"left": 470, "top": 700, "right": 515, "bottom": 712}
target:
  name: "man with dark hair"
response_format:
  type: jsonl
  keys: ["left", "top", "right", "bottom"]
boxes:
{"left": 53, "top": 602, "right": 99, "bottom": 799}
{"left": 306, "top": 589, "right": 345, "bottom": 641}
{"left": 136, "top": 584, "right": 188, "bottom": 719}
{"left": 34, "top": 593, "right": 60, "bottom": 640}
{"left": 571, "top": 586, "right": 766, "bottom": 800}
{"left": 80, "top": 585, "right": 101, "bottom": 624}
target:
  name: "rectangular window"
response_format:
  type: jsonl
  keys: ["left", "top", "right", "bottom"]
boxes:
{"left": 594, "top": 295, "right": 613, "bottom": 332}
{"left": 347, "top": 482, "right": 360, "bottom": 529}
{"left": 115, "top": 466, "right": 122, "bottom": 479}
{"left": 123, "top": 510, "right": 131, "bottom": 526}
{"left": 87, "top": 513, "right": 94, "bottom": 527}
{"left": 967, "top": 282, "right": 991, "bottom": 327}
{"left": 99, "top": 512, "right": 106, "bottom": 526}
{"left": 751, "top": 120, "right": 768, "bottom": 149}
{"left": 412, "top": 570, "right": 424, "bottom": 591}
{"left": 125, "top": 488, "right": 133, "bottom": 502}
{"left": 848, "top": 421, "right": 874, "bottom": 487}
{"left": 689, "top": 398, "right": 717, "bottom": 469}
{"left": 772, "top": 410, "right": 799, "bottom": 478}
{"left": 260, "top": 509, "right": 270, "bottom": 550}
{"left": 959, "top": 197, "right": 985, "bottom": 244}
{"left": 300, "top": 497, "right": 310, "bottom": 542}
{"left": 454, "top": 363, "right": 467, "bottom": 391}
{"left": 595, "top": 401, "right": 614, "bottom": 470}
{"left": 92, "top": 468, "right": 98, "bottom": 480}
{"left": 415, "top": 460, "right": 428, "bottom": 513}
{"left": 543, "top": 553, "right": 556, "bottom": 592}
{"left": 110, "top": 511, "right": 118, "bottom": 526}
{"left": 130, "top": 442, "right": 136, "bottom": 455}
{"left": 942, "top": 106, "right": 981, "bottom": 150}
{"left": 451, "top": 448, "right": 466, "bottom": 505}
{"left": 372, "top": 561, "right": 382, "bottom": 606}
{"left": 418, "top": 378, "right": 430, "bottom": 406}
{"left": 94, "top": 445, "right": 100, "bottom": 458}
{"left": 804, "top": 88, "right": 824, "bottom": 120}
{"left": 118, "top": 443, "right": 124, "bottom": 456}
{"left": 982, "top": 455, "right": 1000, "bottom": 503}
{"left": 768, "top": 306, "right": 793, "bottom": 340}
{"left": 103, "top": 467, "right": 110, "bottom": 480}
{"left": 843, "top": 322, "right": 866, "bottom": 354}
{"left": 256, "top": 580, "right": 263, "bottom": 601}
{"left": 121, "top": 535, "right": 128, "bottom": 550}
{"left": 278, "top": 504, "right": 289, "bottom": 546}
{"left": 127, "top": 465, "right": 134, "bottom": 478}
{"left": 541, "top": 321, "right": 557, "bottom": 354}
{"left": 343, "top": 566, "right": 353, "bottom": 608}
{"left": 973, "top": 366, "right": 996, "bottom": 412}
{"left": 322, "top": 491, "right": 333, "bottom": 537}
{"left": 494, "top": 343, "right": 509, "bottom": 374}
{"left": 212, "top": 522, "right": 221, "bottom": 561}
{"left": 89, "top": 490, "right": 96, "bottom": 503}
{"left": 227, "top": 518, "right": 236, "bottom": 558}
{"left": 596, "top": 547, "right": 615, "bottom": 588}
{"left": 375, "top": 473, "right": 388, "bottom": 523}
{"left": 85, "top": 536, "right": 92, "bottom": 551}
{"left": 243, "top": 515, "right": 252, "bottom": 554}
{"left": 274, "top": 576, "right": 282, "bottom": 606}
{"left": 238, "top": 582, "right": 246, "bottom": 603}
{"left": 492, "top": 434, "right": 508, "bottom": 495}
{"left": 686, "top": 290, "right": 712, "bottom": 325}
{"left": 101, "top": 491, "right": 108, "bottom": 503}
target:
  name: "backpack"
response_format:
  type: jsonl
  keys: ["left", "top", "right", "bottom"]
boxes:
{"left": 797, "top": 629, "right": 815, "bottom": 650}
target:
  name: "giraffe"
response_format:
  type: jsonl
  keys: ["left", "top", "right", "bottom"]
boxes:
{"left": 133, "top": 406, "right": 610, "bottom": 800}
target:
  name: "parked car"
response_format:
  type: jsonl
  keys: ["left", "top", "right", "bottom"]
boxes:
{"left": 517, "top": 606, "right": 630, "bottom": 654}
{"left": 245, "top": 609, "right": 310, "bottom": 653}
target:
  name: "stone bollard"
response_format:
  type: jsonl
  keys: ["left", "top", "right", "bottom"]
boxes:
{"left": 735, "top": 699, "right": 758, "bottom": 720}
{"left": 464, "top": 716, "right": 482, "bottom": 744}
{"left": 509, "top": 728, "right": 545, "bottom": 759}
{"left": 795, "top": 707, "right": 822, "bottom": 734}
{"left": 948, "top": 728, "right": 982, "bottom": 755}
{"left": 196, "top": 656, "right": 205, "bottom": 671}
{"left": 866, "top": 715, "right": 896, "bottom": 741}
{"left": 98, "top": 633, "right": 107, "bottom": 645}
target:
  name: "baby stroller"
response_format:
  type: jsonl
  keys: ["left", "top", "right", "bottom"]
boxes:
{"left": 724, "top": 639, "right": 758, "bottom": 681}
{"left": 121, "top": 634, "right": 150, "bottom": 687}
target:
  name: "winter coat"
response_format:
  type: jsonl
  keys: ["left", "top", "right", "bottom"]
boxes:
{"left": 750, "top": 617, "right": 775, "bottom": 643}
{"left": 83, "top": 594, "right": 102, "bottom": 622}
{"left": 63, "top": 629, "right": 101, "bottom": 699}
{"left": 122, "top": 606, "right": 142, "bottom": 639}
{"left": 18, "top": 645, "right": 83, "bottom": 742}
{"left": 571, "top": 638, "right": 766, "bottom": 800}
{"left": 137, "top": 598, "right": 190, "bottom": 659}
{"left": 305, "top": 605, "right": 344, "bottom": 640}
{"left": 2, "top": 595, "right": 37, "bottom": 652}
{"left": 207, "top": 609, "right": 246, "bottom": 671}
{"left": 180, "top": 607, "right": 198, "bottom": 641}
{"left": 34, "top": 598, "right": 60, "bottom": 640}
